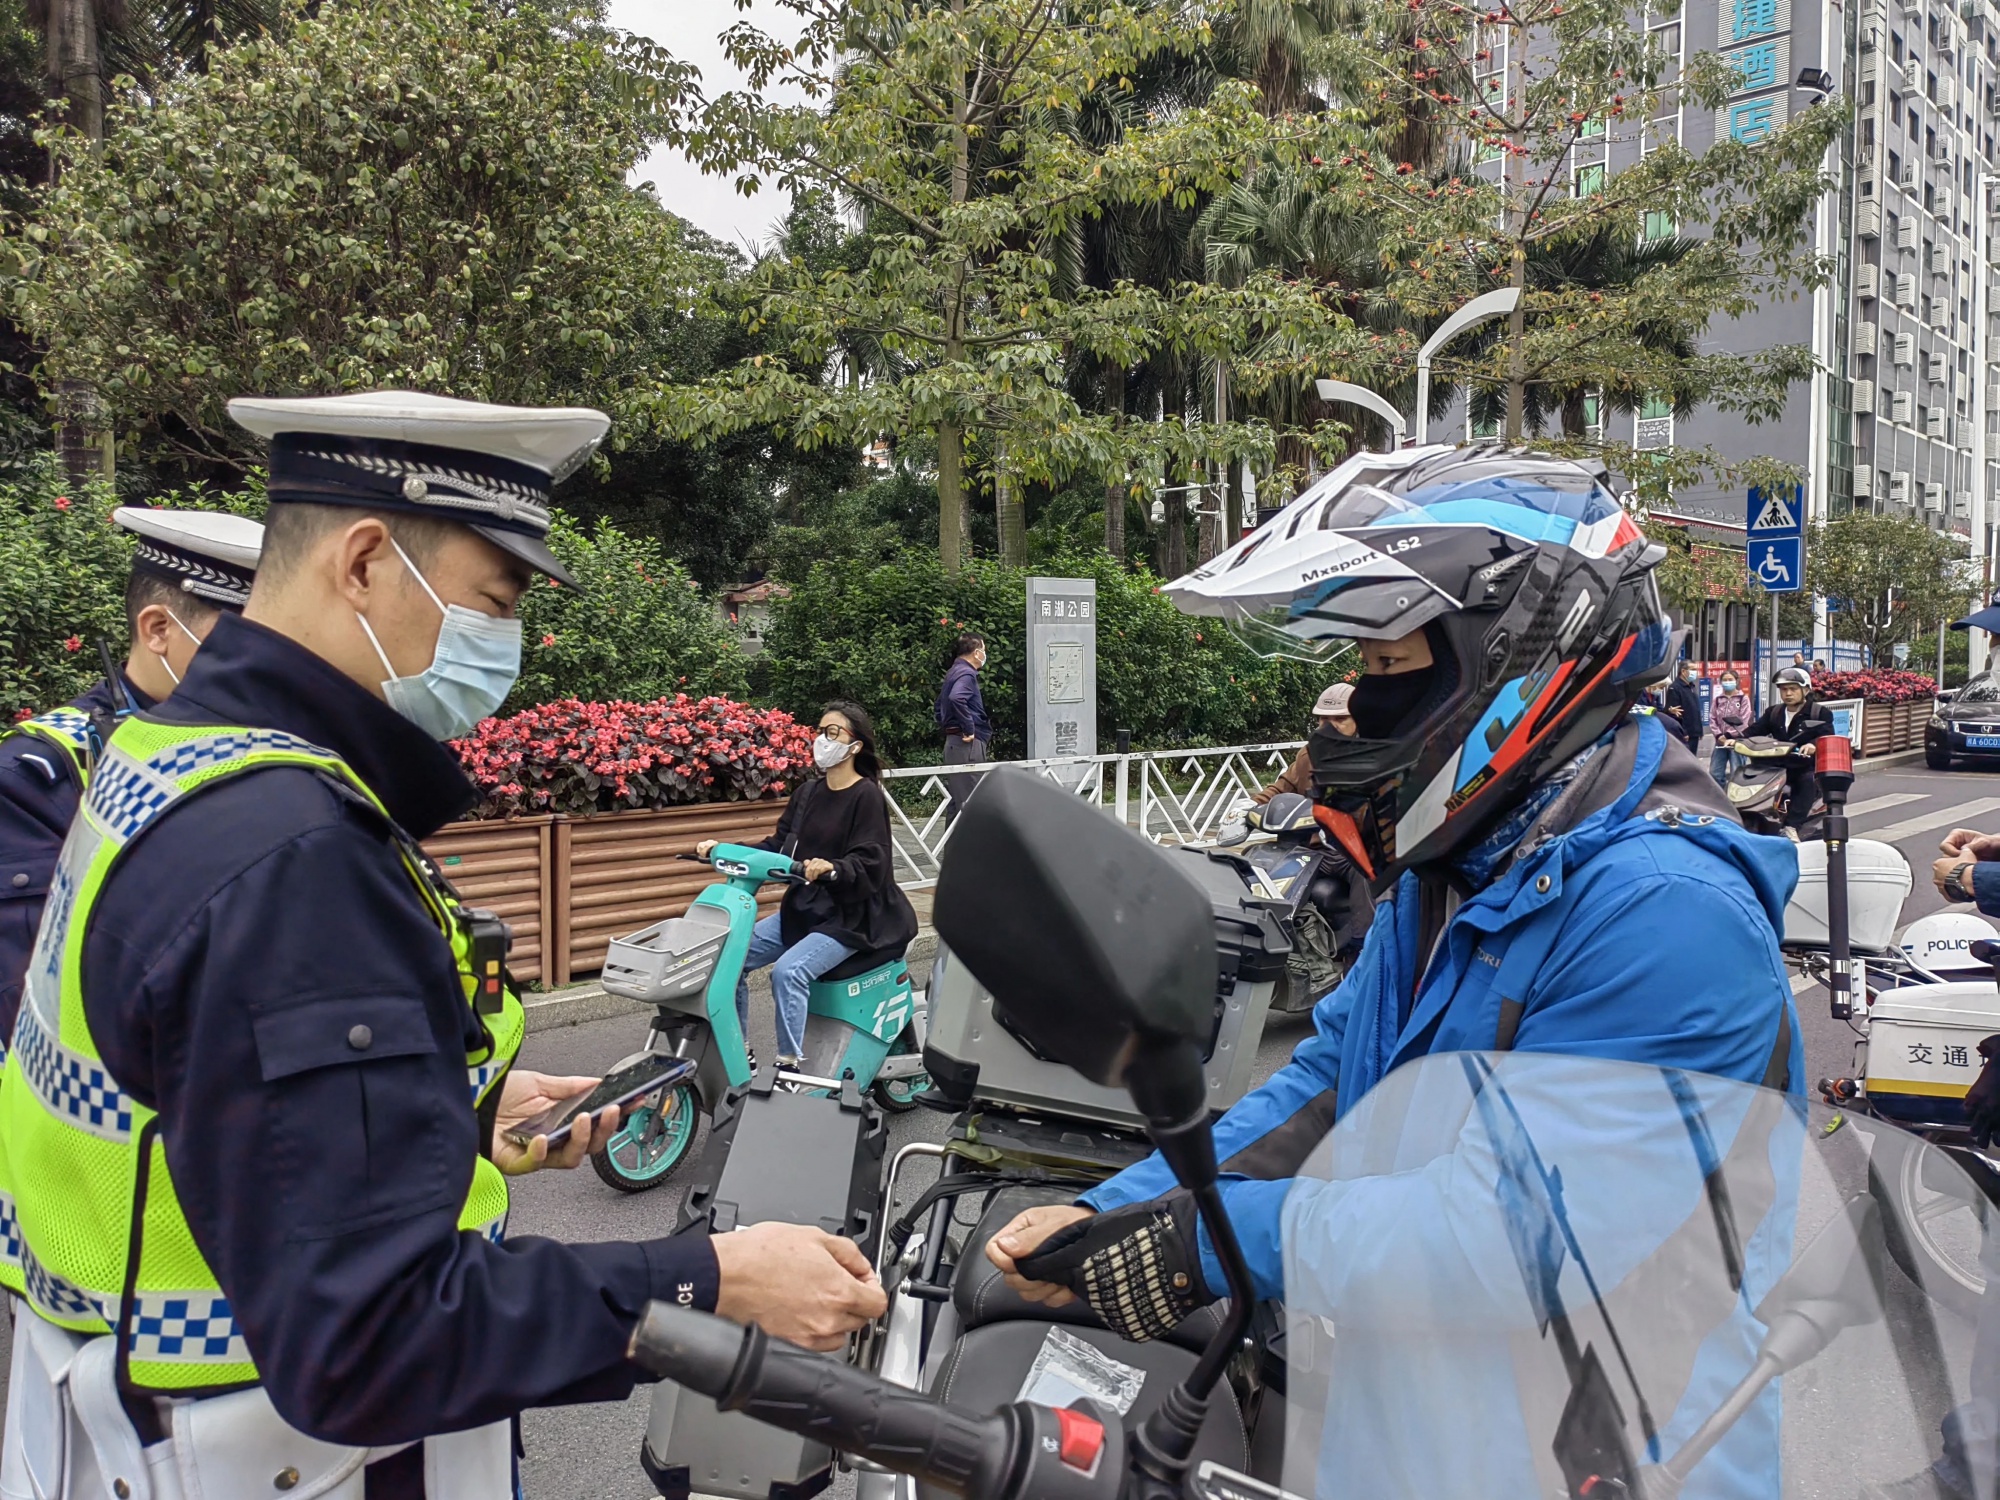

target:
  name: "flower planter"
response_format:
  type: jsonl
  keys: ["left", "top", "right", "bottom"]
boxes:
{"left": 421, "top": 816, "right": 556, "bottom": 986}
{"left": 1852, "top": 697, "right": 1932, "bottom": 757}
{"left": 550, "top": 802, "right": 789, "bottom": 986}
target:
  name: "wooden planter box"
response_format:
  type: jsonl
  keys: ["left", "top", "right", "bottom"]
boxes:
{"left": 1855, "top": 698, "right": 1934, "bottom": 757}
{"left": 421, "top": 816, "right": 556, "bottom": 985}
{"left": 551, "top": 802, "right": 789, "bottom": 986}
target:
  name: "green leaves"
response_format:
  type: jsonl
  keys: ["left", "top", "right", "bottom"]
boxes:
{"left": 8, "top": 0, "right": 711, "bottom": 462}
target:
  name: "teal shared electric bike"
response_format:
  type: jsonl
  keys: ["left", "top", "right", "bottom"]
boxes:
{"left": 590, "top": 843, "right": 928, "bottom": 1192}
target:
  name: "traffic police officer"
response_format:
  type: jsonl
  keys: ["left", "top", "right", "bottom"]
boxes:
{"left": 0, "top": 393, "right": 884, "bottom": 1499}
{"left": 0, "top": 506, "right": 262, "bottom": 1041}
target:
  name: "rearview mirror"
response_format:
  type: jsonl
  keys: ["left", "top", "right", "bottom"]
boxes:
{"left": 934, "top": 768, "right": 1216, "bottom": 1097}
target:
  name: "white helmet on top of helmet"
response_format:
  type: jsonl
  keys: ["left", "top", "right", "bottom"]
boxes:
{"left": 1899, "top": 910, "right": 2000, "bottom": 982}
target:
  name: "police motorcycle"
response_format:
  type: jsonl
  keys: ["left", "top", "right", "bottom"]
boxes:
{"left": 590, "top": 841, "right": 925, "bottom": 1190}
{"left": 1211, "top": 792, "right": 1366, "bottom": 1015}
{"left": 1778, "top": 736, "right": 2000, "bottom": 1316}
{"left": 1724, "top": 734, "right": 1826, "bottom": 838}
{"left": 631, "top": 767, "right": 1981, "bottom": 1500}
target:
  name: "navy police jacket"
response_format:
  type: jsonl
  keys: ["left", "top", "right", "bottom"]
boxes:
{"left": 0, "top": 674, "right": 152, "bottom": 1044}
{"left": 79, "top": 615, "right": 718, "bottom": 1453}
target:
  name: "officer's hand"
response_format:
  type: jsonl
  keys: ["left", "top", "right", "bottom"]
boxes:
{"left": 713, "top": 1222, "right": 887, "bottom": 1352}
{"left": 491, "top": 1071, "right": 619, "bottom": 1176}
{"left": 1941, "top": 828, "right": 2000, "bottom": 861}
{"left": 985, "top": 1203, "right": 1095, "bottom": 1308}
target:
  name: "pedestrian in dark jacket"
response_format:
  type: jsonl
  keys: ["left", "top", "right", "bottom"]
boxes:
{"left": 935, "top": 633, "right": 991, "bottom": 821}
{"left": 1665, "top": 660, "right": 1704, "bottom": 748}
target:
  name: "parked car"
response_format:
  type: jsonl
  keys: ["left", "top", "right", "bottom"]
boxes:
{"left": 1926, "top": 672, "right": 2000, "bottom": 768}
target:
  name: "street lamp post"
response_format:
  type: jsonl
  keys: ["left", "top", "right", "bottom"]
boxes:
{"left": 1313, "top": 380, "right": 1408, "bottom": 450}
{"left": 1414, "top": 287, "right": 1524, "bottom": 445}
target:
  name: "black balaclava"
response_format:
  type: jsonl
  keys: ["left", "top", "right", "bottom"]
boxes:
{"left": 1348, "top": 660, "right": 1440, "bottom": 740}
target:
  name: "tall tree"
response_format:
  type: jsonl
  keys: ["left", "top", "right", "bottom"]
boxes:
{"left": 1803, "top": 513, "right": 1978, "bottom": 662}
{"left": 7, "top": 0, "right": 704, "bottom": 468}
{"left": 1331, "top": 0, "right": 1838, "bottom": 442}
{"left": 664, "top": 0, "right": 1352, "bottom": 576}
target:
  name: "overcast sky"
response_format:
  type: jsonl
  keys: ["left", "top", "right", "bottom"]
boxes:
{"left": 608, "top": 0, "right": 803, "bottom": 256}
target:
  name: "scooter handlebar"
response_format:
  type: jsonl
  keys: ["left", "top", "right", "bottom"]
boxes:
{"left": 630, "top": 1304, "right": 1040, "bottom": 1497}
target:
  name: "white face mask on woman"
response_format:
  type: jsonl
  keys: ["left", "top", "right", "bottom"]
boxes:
{"left": 813, "top": 734, "right": 854, "bottom": 771}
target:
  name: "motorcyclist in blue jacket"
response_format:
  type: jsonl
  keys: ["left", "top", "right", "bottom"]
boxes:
{"left": 984, "top": 444, "right": 1803, "bottom": 1493}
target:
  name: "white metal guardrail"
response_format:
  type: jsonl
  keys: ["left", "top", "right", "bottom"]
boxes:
{"left": 880, "top": 741, "right": 1305, "bottom": 887}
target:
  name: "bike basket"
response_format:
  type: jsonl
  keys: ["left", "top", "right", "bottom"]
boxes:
{"left": 602, "top": 905, "right": 732, "bottom": 1002}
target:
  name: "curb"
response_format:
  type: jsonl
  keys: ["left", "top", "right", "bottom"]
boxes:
{"left": 522, "top": 930, "right": 941, "bottom": 1036}
{"left": 1855, "top": 748, "right": 1929, "bottom": 772}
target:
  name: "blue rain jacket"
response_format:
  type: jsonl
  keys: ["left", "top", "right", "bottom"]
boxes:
{"left": 1083, "top": 712, "right": 1803, "bottom": 1277}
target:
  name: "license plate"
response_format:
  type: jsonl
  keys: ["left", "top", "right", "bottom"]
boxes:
{"left": 1966, "top": 735, "right": 2000, "bottom": 749}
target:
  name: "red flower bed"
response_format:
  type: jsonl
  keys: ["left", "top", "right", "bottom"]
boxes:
{"left": 1809, "top": 668, "right": 1938, "bottom": 705}
{"left": 452, "top": 696, "right": 813, "bottom": 818}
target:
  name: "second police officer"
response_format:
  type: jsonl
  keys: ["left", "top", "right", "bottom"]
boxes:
{"left": 0, "top": 392, "right": 885, "bottom": 1498}
{"left": 0, "top": 505, "right": 264, "bottom": 1042}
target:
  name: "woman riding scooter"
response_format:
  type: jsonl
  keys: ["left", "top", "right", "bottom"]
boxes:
{"left": 697, "top": 701, "right": 917, "bottom": 1073}
{"left": 1747, "top": 665, "right": 1832, "bottom": 832}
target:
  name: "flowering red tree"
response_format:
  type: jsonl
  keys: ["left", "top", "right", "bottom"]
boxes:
{"left": 452, "top": 696, "right": 814, "bottom": 818}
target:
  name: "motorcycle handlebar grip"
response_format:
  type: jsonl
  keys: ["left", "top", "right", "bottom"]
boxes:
{"left": 629, "top": 1304, "right": 1019, "bottom": 1497}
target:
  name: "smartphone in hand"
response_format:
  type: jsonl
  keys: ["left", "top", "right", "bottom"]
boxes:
{"left": 504, "top": 1056, "right": 695, "bottom": 1149}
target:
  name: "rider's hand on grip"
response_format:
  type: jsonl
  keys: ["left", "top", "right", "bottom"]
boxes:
{"left": 713, "top": 1221, "right": 887, "bottom": 1352}
{"left": 987, "top": 1203, "right": 1095, "bottom": 1307}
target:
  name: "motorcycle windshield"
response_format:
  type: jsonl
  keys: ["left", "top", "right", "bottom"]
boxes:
{"left": 1272, "top": 1051, "right": 1983, "bottom": 1500}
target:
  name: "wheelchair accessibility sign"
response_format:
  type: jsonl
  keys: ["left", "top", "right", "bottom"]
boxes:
{"left": 1748, "top": 536, "right": 1803, "bottom": 593}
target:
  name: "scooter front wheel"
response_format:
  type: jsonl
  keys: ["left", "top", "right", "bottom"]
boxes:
{"left": 870, "top": 1073, "right": 932, "bottom": 1112}
{"left": 591, "top": 1079, "right": 702, "bottom": 1193}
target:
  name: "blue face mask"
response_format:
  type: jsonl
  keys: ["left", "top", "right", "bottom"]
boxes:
{"left": 356, "top": 540, "right": 522, "bottom": 741}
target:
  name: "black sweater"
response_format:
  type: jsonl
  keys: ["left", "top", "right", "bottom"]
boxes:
{"left": 759, "top": 776, "right": 920, "bottom": 954}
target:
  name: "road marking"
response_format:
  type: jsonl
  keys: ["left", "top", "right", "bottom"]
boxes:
{"left": 1790, "top": 973, "right": 1817, "bottom": 994}
{"left": 1844, "top": 793, "right": 1926, "bottom": 820}
{"left": 1858, "top": 796, "right": 2000, "bottom": 847}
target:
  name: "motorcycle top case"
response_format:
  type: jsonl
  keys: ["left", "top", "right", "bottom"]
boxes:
{"left": 922, "top": 844, "right": 1282, "bottom": 1129}
{"left": 1782, "top": 838, "right": 1911, "bottom": 953}
{"left": 1864, "top": 980, "right": 2000, "bottom": 1126}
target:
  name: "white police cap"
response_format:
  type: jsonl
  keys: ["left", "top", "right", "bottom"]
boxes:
{"left": 225, "top": 391, "right": 609, "bottom": 588}
{"left": 113, "top": 506, "right": 264, "bottom": 610}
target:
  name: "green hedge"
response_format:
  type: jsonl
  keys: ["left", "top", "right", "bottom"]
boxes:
{"left": 0, "top": 462, "right": 133, "bottom": 719}
{"left": 510, "top": 513, "right": 748, "bottom": 711}
{"left": 759, "top": 549, "right": 1327, "bottom": 766}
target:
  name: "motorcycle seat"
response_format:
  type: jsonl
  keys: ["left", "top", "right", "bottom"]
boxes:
{"left": 950, "top": 1187, "right": 1229, "bottom": 1356}
{"left": 820, "top": 942, "right": 909, "bottom": 982}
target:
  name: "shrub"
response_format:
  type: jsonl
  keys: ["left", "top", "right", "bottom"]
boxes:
{"left": 453, "top": 695, "right": 813, "bottom": 819}
{"left": 0, "top": 461, "right": 140, "bottom": 720}
{"left": 760, "top": 547, "right": 1325, "bottom": 766}
{"left": 510, "top": 513, "right": 750, "bottom": 711}
{"left": 1810, "top": 668, "right": 1938, "bottom": 705}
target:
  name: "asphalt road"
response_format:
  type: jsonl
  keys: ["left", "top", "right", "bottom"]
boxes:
{"left": 8, "top": 758, "right": 2000, "bottom": 1496}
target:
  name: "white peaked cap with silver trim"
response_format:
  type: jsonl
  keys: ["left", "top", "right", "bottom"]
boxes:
{"left": 226, "top": 390, "right": 609, "bottom": 480}
{"left": 112, "top": 507, "right": 265, "bottom": 609}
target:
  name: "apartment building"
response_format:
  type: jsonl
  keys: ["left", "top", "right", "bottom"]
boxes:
{"left": 1464, "top": 0, "right": 2000, "bottom": 574}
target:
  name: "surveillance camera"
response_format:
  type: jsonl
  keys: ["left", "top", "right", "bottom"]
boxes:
{"left": 1149, "top": 499, "right": 1167, "bottom": 526}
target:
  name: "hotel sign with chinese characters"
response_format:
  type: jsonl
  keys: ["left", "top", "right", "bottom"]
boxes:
{"left": 1717, "top": 0, "right": 1792, "bottom": 143}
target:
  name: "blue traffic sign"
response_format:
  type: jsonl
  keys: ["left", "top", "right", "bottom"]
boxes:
{"left": 1749, "top": 536, "right": 1803, "bottom": 593}
{"left": 1747, "top": 484, "right": 1803, "bottom": 537}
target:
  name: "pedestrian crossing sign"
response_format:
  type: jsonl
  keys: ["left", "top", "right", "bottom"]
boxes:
{"left": 1748, "top": 488, "right": 1801, "bottom": 535}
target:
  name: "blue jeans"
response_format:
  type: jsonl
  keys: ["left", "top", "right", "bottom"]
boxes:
{"left": 1709, "top": 746, "right": 1740, "bottom": 787}
{"left": 734, "top": 912, "right": 856, "bottom": 1061}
